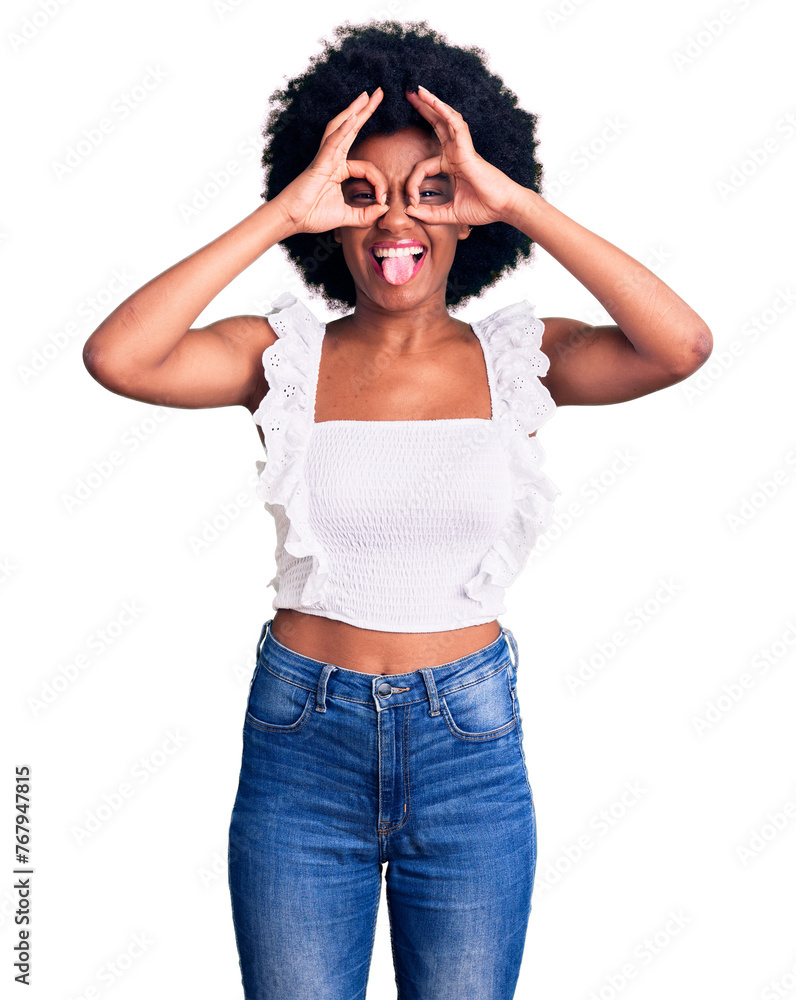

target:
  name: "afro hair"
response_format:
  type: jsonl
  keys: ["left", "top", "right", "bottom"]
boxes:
{"left": 261, "top": 20, "right": 544, "bottom": 310}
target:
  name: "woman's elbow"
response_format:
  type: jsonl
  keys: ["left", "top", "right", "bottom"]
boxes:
{"left": 672, "top": 325, "right": 713, "bottom": 378}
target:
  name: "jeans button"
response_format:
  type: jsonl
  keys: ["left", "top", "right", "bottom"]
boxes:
{"left": 377, "top": 682, "right": 393, "bottom": 698}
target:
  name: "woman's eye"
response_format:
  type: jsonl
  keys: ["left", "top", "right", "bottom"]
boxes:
{"left": 351, "top": 191, "right": 376, "bottom": 201}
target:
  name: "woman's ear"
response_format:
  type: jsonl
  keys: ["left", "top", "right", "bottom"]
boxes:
{"left": 458, "top": 224, "right": 473, "bottom": 241}
{"left": 333, "top": 227, "right": 342, "bottom": 243}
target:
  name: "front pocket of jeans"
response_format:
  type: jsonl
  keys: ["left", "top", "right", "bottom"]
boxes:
{"left": 440, "top": 665, "right": 518, "bottom": 741}
{"left": 245, "top": 660, "right": 315, "bottom": 733}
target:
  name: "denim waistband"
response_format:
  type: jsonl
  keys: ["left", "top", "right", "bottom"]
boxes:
{"left": 253, "top": 618, "right": 520, "bottom": 711}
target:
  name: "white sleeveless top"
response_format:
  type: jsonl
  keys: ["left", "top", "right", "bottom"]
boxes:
{"left": 252, "top": 292, "right": 560, "bottom": 633}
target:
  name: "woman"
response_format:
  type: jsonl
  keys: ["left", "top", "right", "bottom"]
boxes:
{"left": 83, "top": 21, "right": 712, "bottom": 1000}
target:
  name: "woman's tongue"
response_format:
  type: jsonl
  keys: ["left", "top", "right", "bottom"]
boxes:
{"left": 381, "top": 253, "right": 415, "bottom": 285}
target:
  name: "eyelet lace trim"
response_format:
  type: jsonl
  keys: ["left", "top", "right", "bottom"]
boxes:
{"left": 252, "top": 292, "right": 329, "bottom": 605}
{"left": 463, "top": 300, "right": 560, "bottom": 605}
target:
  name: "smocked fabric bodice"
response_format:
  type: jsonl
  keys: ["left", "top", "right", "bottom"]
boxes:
{"left": 252, "top": 292, "right": 560, "bottom": 633}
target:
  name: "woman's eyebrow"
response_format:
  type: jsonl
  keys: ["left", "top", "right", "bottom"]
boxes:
{"left": 422, "top": 172, "right": 451, "bottom": 181}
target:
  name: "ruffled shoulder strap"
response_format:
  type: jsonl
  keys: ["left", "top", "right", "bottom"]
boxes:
{"left": 471, "top": 299, "right": 556, "bottom": 436}
{"left": 252, "top": 293, "right": 330, "bottom": 605}
{"left": 251, "top": 292, "right": 324, "bottom": 428}
{"left": 465, "top": 300, "right": 561, "bottom": 605}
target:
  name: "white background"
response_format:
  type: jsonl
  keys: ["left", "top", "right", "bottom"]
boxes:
{"left": 3, "top": 0, "right": 795, "bottom": 997}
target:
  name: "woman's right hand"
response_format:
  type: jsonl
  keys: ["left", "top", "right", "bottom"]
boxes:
{"left": 272, "top": 89, "right": 389, "bottom": 235}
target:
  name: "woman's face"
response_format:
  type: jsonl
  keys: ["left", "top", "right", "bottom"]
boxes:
{"left": 333, "top": 126, "right": 470, "bottom": 311}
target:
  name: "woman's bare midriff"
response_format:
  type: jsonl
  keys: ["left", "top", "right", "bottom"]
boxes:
{"left": 271, "top": 608, "right": 502, "bottom": 675}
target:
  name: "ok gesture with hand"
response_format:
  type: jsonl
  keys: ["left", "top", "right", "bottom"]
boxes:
{"left": 273, "top": 89, "right": 389, "bottom": 234}
{"left": 404, "top": 86, "right": 525, "bottom": 228}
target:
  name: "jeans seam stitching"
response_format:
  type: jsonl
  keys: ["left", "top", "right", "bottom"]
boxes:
{"left": 437, "top": 658, "right": 511, "bottom": 698}
{"left": 245, "top": 691, "right": 315, "bottom": 733}
{"left": 439, "top": 696, "right": 518, "bottom": 741}
{"left": 378, "top": 705, "right": 412, "bottom": 835}
{"left": 514, "top": 716, "right": 534, "bottom": 804}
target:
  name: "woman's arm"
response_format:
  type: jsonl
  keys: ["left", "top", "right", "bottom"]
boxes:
{"left": 82, "top": 200, "right": 294, "bottom": 410}
{"left": 504, "top": 191, "right": 713, "bottom": 406}
{"left": 82, "top": 89, "right": 389, "bottom": 411}
{"left": 404, "top": 86, "right": 713, "bottom": 407}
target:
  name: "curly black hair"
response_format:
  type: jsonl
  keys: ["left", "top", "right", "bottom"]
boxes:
{"left": 261, "top": 21, "right": 544, "bottom": 311}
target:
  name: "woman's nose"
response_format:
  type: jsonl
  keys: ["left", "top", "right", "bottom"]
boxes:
{"left": 377, "top": 191, "right": 414, "bottom": 231}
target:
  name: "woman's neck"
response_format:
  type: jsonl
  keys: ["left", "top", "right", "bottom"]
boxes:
{"left": 332, "top": 296, "right": 466, "bottom": 354}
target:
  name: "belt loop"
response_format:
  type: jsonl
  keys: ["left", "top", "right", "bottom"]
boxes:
{"left": 248, "top": 620, "right": 271, "bottom": 698}
{"left": 420, "top": 667, "right": 440, "bottom": 716}
{"left": 315, "top": 663, "right": 338, "bottom": 713}
{"left": 256, "top": 619, "right": 271, "bottom": 662}
{"left": 502, "top": 626, "right": 519, "bottom": 676}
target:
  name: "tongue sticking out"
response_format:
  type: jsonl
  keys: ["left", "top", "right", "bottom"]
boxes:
{"left": 381, "top": 253, "right": 417, "bottom": 285}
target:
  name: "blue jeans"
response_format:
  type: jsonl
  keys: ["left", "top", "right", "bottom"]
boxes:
{"left": 228, "top": 619, "right": 537, "bottom": 1000}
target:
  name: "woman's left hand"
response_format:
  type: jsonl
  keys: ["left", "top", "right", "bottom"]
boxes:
{"left": 404, "top": 86, "right": 526, "bottom": 227}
